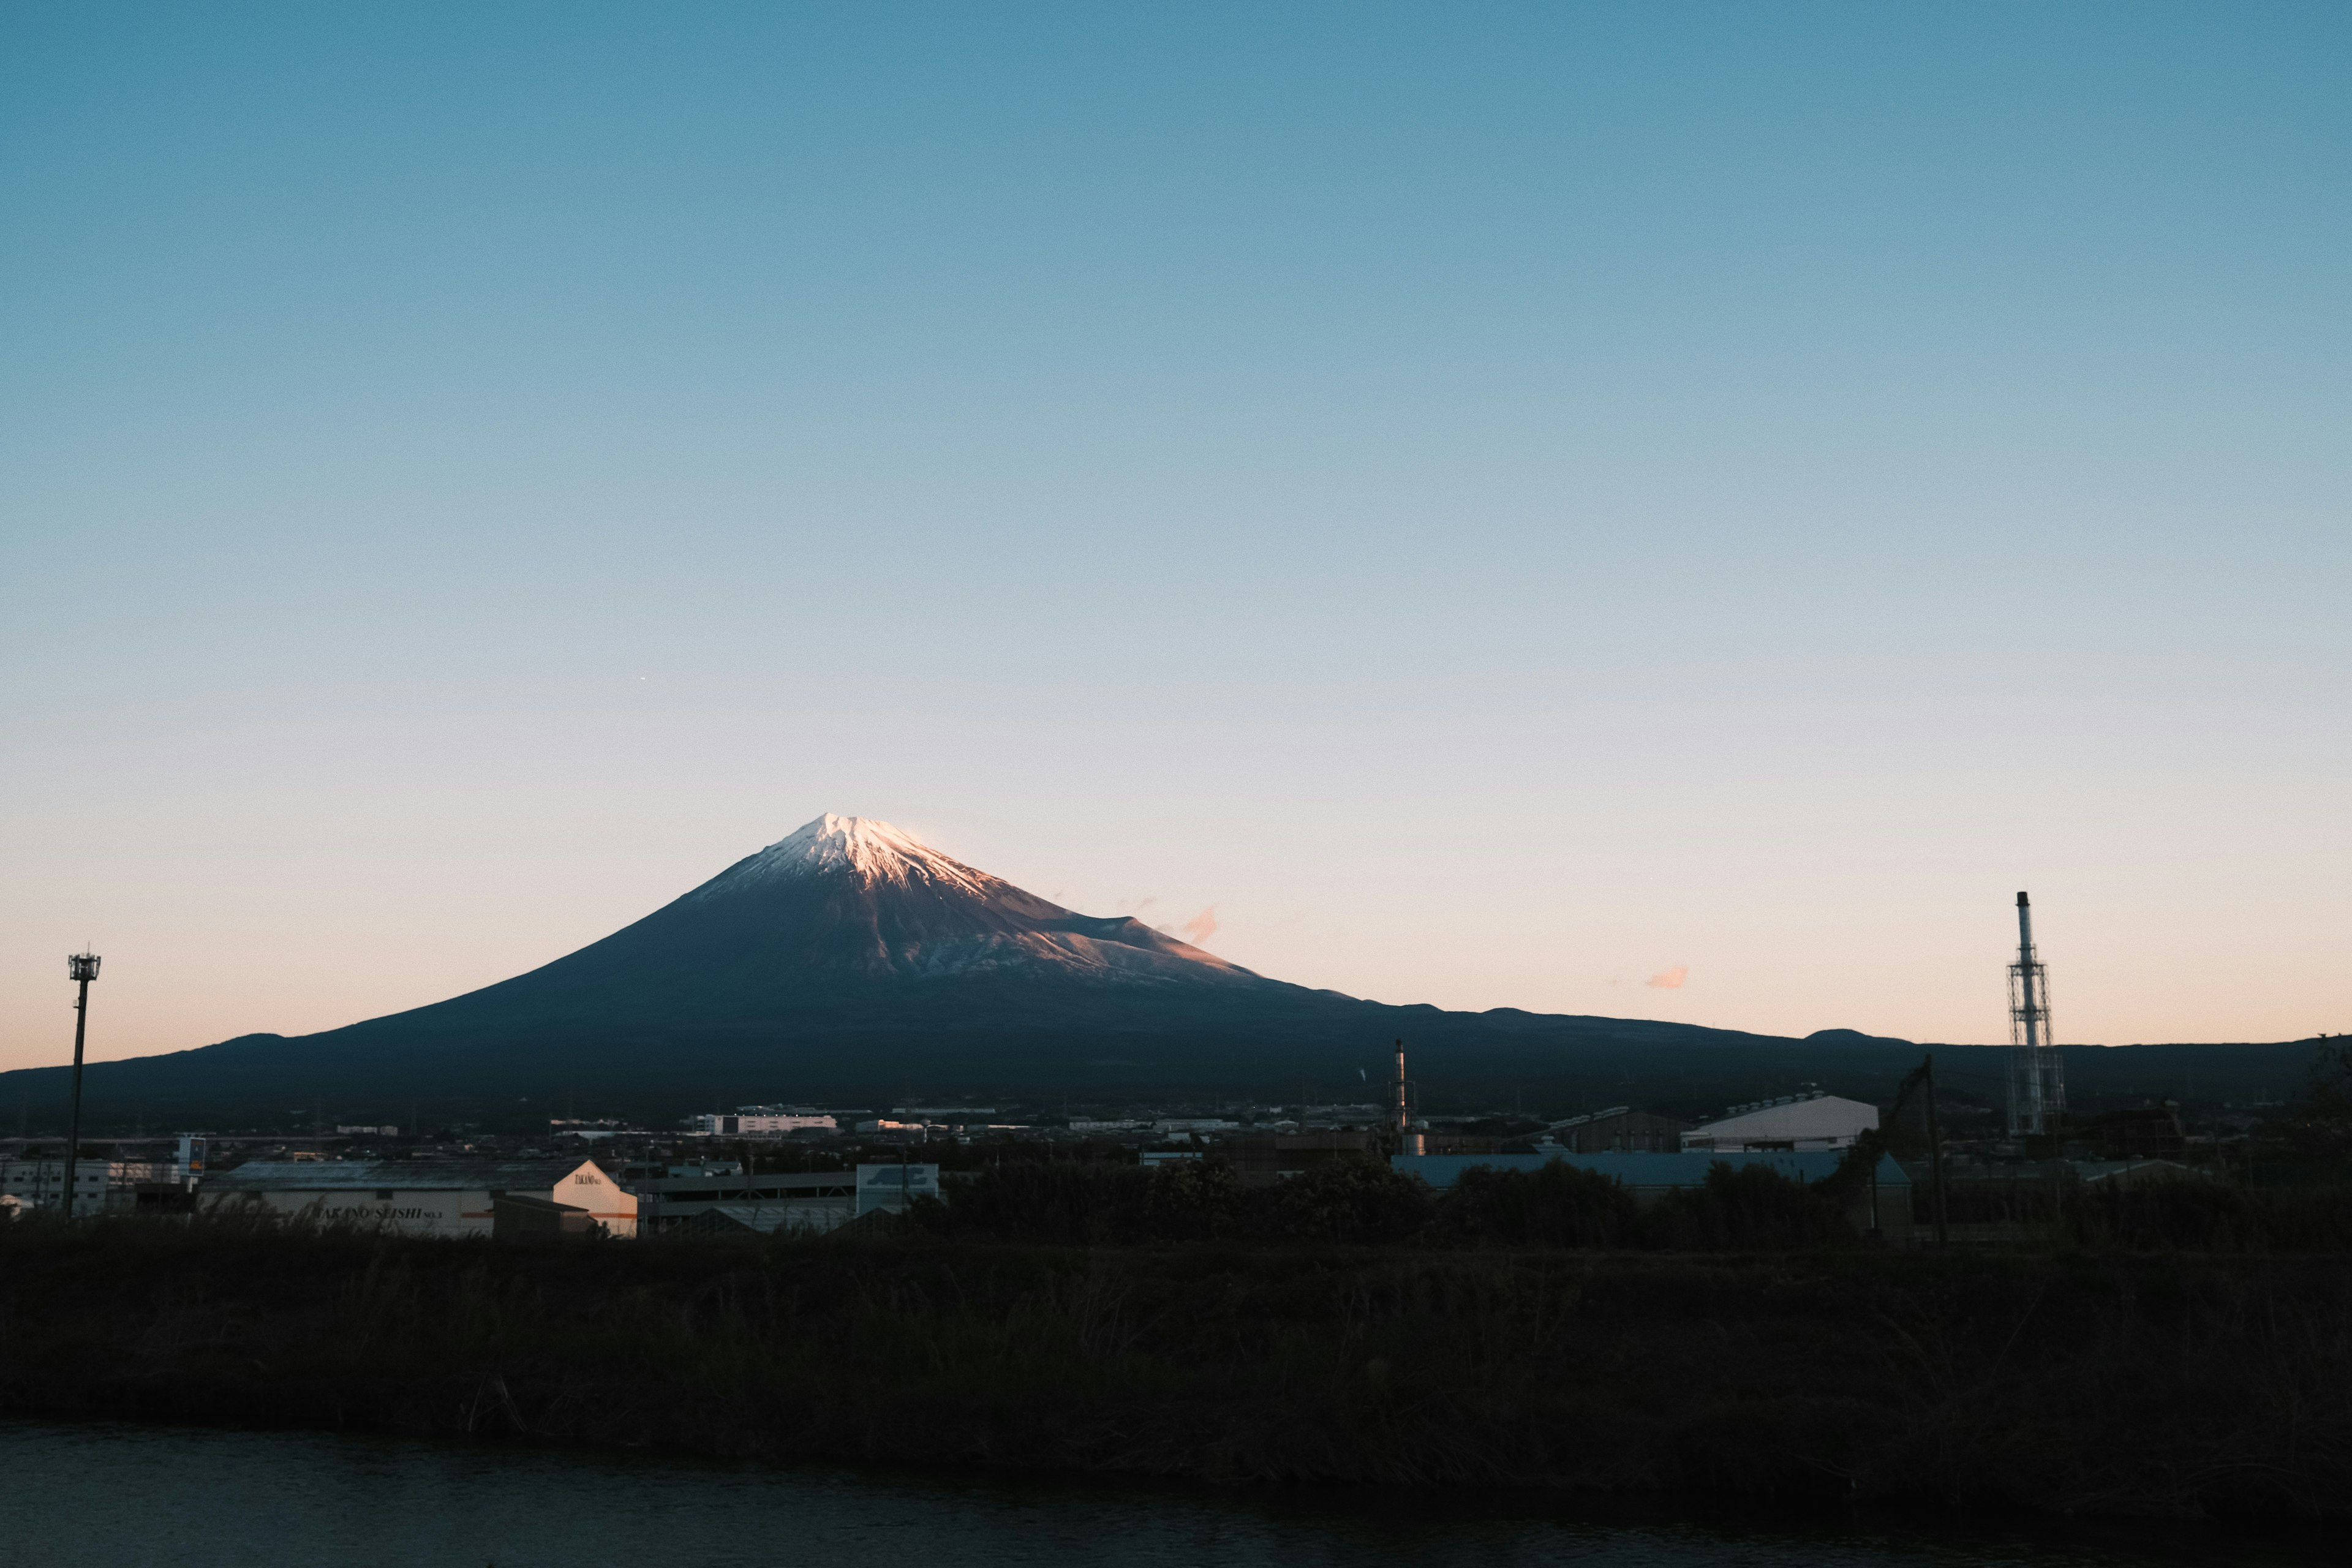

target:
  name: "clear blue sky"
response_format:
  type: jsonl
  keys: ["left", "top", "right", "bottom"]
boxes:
{"left": 4, "top": 2, "right": 2346, "bottom": 1066}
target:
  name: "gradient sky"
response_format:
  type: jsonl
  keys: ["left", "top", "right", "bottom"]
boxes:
{"left": 4, "top": 3, "right": 2347, "bottom": 1072}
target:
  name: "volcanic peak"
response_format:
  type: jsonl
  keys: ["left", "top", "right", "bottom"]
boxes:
{"left": 704, "top": 813, "right": 993, "bottom": 897}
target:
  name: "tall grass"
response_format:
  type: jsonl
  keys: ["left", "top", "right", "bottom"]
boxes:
{"left": 2064, "top": 1182, "right": 2352, "bottom": 1253}
{"left": 1, "top": 1214, "right": 2346, "bottom": 1518}
{"left": 933, "top": 1156, "right": 1855, "bottom": 1251}
{"left": 925, "top": 1158, "right": 1434, "bottom": 1245}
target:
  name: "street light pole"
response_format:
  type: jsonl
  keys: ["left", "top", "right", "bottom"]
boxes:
{"left": 62, "top": 953, "right": 100, "bottom": 1219}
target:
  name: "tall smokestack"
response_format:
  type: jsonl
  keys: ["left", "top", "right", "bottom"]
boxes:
{"left": 1393, "top": 1039, "right": 1422, "bottom": 1156}
{"left": 2006, "top": 891, "right": 2064, "bottom": 1141}
{"left": 2015, "top": 893, "right": 2039, "bottom": 1050}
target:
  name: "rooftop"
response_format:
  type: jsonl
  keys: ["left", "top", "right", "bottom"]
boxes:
{"left": 208, "top": 1159, "right": 599, "bottom": 1193}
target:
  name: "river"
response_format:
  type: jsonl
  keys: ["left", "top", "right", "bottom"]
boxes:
{"left": 0, "top": 1420, "right": 2315, "bottom": 1567}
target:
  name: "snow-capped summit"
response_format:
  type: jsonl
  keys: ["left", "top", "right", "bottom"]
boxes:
{"left": 423, "top": 810, "right": 1283, "bottom": 1030}
{"left": 712, "top": 814, "right": 991, "bottom": 897}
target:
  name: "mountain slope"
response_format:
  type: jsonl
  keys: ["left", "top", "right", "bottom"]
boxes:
{"left": 326, "top": 814, "right": 1332, "bottom": 1047}
{"left": 7, "top": 814, "right": 1847, "bottom": 1113}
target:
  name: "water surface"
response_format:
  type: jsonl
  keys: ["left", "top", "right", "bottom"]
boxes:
{"left": 0, "top": 1421, "right": 2304, "bottom": 1568}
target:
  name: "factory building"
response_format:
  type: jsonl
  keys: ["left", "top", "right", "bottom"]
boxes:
{"left": 1681, "top": 1091, "right": 1878, "bottom": 1153}
{"left": 688, "top": 1107, "right": 838, "bottom": 1137}
{"left": 203, "top": 1157, "right": 636, "bottom": 1238}
{"left": 617, "top": 1162, "right": 936, "bottom": 1234}
{"left": 1224, "top": 1131, "right": 1381, "bottom": 1188}
{"left": 1541, "top": 1107, "right": 1691, "bottom": 1153}
{"left": 0, "top": 1156, "right": 186, "bottom": 1213}
{"left": 619, "top": 1161, "right": 851, "bottom": 1232}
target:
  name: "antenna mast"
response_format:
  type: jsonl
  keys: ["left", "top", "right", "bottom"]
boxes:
{"left": 2006, "top": 892, "right": 2064, "bottom": 1140}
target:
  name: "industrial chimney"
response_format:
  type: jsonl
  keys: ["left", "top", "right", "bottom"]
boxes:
{"left": 1393, "top": 1039, "right": 1423, "bottom": 1156}
{"left": 2006, "top": 892, "right": 2065, "bottom": 1141}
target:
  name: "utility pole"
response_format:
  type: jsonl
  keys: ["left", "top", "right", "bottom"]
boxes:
{"left": 1924, "top": 1052, "right": 1948, "bottom": 1248}
{"left": 62, "top": 952, "right": 100, "bottom": 1219}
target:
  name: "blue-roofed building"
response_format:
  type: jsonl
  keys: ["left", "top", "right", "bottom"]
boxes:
{"left": 1393, "top": 1150, "right": 1913, "bottom": 1238}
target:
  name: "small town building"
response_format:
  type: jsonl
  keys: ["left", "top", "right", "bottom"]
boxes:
{"left": 203, "top": 1157, "right": 636, "bottom": 1238}
{"left": 688, "top": 1107, "right": 838, "bottom": 1137}
{"left": 1682, "top": 1092, "right": 1878, "bottom": 1152}
{"left": 614, "top": 1162, "right": 935, "bottom": 1232}
{"left": 617, "top": 1163, "right": 855, "bottom": 1232}
{"left": 0, "top": 1157, "right": 186, "bottom": 1214}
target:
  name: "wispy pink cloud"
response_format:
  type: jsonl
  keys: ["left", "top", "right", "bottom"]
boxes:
{"left": 1183, "top": 906, "right": 1219, "bottom": 946}
{"left": 1646, "top": 965, "right": 1688, "bottom": 990}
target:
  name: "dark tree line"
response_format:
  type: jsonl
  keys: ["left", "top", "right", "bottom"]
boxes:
{"left": 914, "top": 1155, "right": 1854, "bottom": 1250}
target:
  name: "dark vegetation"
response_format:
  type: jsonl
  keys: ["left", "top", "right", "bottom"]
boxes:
{"left": 922, "top": 1156, "right": 1857, "bottom": 1251}
{"left": 1, "top": 1216, "right": 2346, "bottom": 1521}
{"left": 928, "top": 1142, "right": 2352, "bottom": 1255}
{"left": 2062, "top": 1180, "right": 2352, "bottom": 1252}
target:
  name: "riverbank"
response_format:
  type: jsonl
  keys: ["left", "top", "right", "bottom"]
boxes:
{"left": 1, "top": 1221, "right": 2345, "bottom": 1520}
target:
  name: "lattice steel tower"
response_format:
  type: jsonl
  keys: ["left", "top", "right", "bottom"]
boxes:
{"left": 2006, "top": 892, "right": 2065, "bottom": 1139}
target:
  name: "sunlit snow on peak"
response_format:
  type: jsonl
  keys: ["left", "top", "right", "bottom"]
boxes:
{"left": 719, "top": 813, "right": 992, "bottom": 894}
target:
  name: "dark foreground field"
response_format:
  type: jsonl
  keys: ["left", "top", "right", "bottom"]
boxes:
{"left": 2, "top": 1221, "right": 2346, "bottom": 1522}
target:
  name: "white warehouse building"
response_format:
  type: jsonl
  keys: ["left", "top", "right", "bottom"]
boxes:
{"left": 203, "top": 1157, "right": 636, "bottom": 1238}
{"left": 1681, "top": 1092, "right": 1879, "bottom": 1153}
{"left": 1, "top": 1156, "right": 182, "bottom": 1213}
{"left": 690, "top": 1107, "right": 838, "bottom": 1137}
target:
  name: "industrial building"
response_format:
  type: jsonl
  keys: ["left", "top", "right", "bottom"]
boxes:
{"left": 1395, "top": 1150, "right": 1912, "bottom": 1238}
{"left": 619, "top": 1160, "right": 850, "bottom": 1231}
{"left": 0, "top": 1156, "right": 186, "bottom": 1214}
{"left": 1224, "top": 1131, "right": 1381, "bottom": 1187}
{"left": 1541, "top": 1107, "right": 1690, "bottom": 1153}
{"left": 1681, "top": 1091, "right": 1877, "bottom": 1152}
{"left": 617, "top": 1161, "right": 936, "bottom": 1234}
{"left": 687, "top": 1107, "right": 837, "bottom": 1137}
{"left": 202, "top": 1157, "right": 636, "bottom": 1238}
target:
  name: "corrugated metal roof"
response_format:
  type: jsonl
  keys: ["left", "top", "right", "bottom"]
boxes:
{"left": 208, "top": 1159, "right": 595, "bottom": 1193}
{"left": 685, "top": 1200, "right": 851, "bottom": 1236}
{"left": 1393, "top": 1150, "right": 1908, "bottom": 1189}
{"left": 2074, "top": 1158, "right": 2198, "bottom": 1183}
{"left": 1684, "top": 1095, "right": 1878, "bottom": 1142}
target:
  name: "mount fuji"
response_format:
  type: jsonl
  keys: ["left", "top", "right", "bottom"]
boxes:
{"left": 36, "top": 812, "right": 2285, "bottom": 1119}
{"left": 12, "top": 813, "right": 1795, "bottom": 1110}
{"left": 336, "top": 813, "right": 1335, "bottom": 1041}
